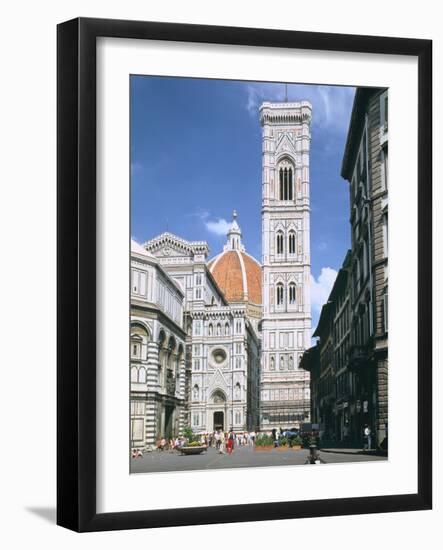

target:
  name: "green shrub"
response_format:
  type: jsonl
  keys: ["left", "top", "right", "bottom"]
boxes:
{"left": 289, "top": 436, "right": 302, "bottom": 447}
{"left": 255, "top": 434, "right": 274, "bottom": 446}
{"left": 183, "top": 426, "right": 197, "bottom": 443}
{"left": 186, "top": 441, "right": 202, "bottom": 447}
{"left": 279, "top": 437, "right": 288, "bottom": 447}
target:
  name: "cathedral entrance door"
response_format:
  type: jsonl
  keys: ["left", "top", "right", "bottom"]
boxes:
{"left": 213, "top": 411, "right": 224, "bottom": 432}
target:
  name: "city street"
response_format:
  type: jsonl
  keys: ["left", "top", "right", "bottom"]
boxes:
{"left": 130, "top": 444, "right": 386, "bottom": 474}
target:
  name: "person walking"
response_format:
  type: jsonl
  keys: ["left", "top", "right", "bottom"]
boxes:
{"left": 227, "top": 430, "right": 235, "bottom": 454}
{"left": 219, "top": 433, "right": 226, "bottom": 454}
{"left": 364, "top": 425, "right": 372, "bottom": 450}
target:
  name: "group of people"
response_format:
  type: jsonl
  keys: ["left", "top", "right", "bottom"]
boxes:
{"left": 150, "top": 430, "right": 258, "bottom": 455}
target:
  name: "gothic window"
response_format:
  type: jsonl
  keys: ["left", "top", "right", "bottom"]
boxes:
{"left": 276, "top": 231, "right": 284, "bottom": 255}
{"left": 225, "top": 322, "right": 230, "bottom": 336}
{"left": 279, "top": 162, "right": 294, "bottom": 200}
{"left": 288, "top": 231, "right": 296, "bottom": 254}
{"left": 289, "top": 283, "right": 296, "bottom": 305}
{"left": 276, "top": 283, "right": 284, "bottom": 306}
{"left": 217, "top": 323, "right": 221, "bottom": 336}
{"left": 208, "top": 323, "right": 213, "bottom": 336}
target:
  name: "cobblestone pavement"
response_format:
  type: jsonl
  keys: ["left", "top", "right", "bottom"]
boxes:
{"left": 130, "top": 444, "right": 387, "bottom": 474}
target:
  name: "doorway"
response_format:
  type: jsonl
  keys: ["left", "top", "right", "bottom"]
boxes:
{"left": 213, "top": 411, "right": 224, "bottom": 432}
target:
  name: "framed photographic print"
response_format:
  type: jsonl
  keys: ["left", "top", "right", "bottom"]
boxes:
{"left": 57, "top": 17, "right": 432, "bottom": 532}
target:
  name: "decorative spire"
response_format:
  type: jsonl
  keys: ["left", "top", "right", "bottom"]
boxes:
{"left": 224, "top": 209, "right": 245, "bottom": 252}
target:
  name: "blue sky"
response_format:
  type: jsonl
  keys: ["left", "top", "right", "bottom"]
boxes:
{"left": 131, "top": 76, "right": 355, "bottom": 330}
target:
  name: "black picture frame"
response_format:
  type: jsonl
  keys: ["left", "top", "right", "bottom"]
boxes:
{"left": 57, "top": 17, "right": 432, "bottom": 532}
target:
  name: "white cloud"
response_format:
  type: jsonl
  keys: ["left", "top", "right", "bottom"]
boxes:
{"left": 310, "top": 267, "right": 338, "bottom": 313}
{"left": 205, "top": 218, "right": 230, "bottom": 236}
{"left": 244, "top": 82, "right": 355, "bottom": 133}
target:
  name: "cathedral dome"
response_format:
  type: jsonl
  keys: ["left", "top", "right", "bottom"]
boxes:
{"left": 208, "top": 211, "right": 262, "bottom": 305}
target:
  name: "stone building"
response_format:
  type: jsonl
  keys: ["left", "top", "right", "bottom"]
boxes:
{"left": 130, "top": 239, "right": 187, "bottom": 449}
{"left": 302, "top": 252, "right": 353, "bottom": 442}
{"left": 258, "top": 101, "right": 312, "bottom": 430}
{"left": 301, "top": 87, "right": 388, "bottom": 449}
{"left": 341, "top": 87, "right": 389, "bottom": 448}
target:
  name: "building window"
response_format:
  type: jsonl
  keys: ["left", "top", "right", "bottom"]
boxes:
{"left": 380, "top": 90, "right": 388, "bottom": 130}
{"left": 382, "top": 289, "right": 389, "bottom": 333}
{"left": 279, "top": 165, "right": 293, "bottom": 200}
{"left": 195, "top": 288, "right": 202, "bottom": 300}
{"left": 195, "top": 273, "right": 202, "bottom": 286}
{"left": 288, "top": 231, "right": 296, "bottom": 254}
{"left": 193, "top": 359, "right": 200, "bottom": 371}
{"left": 208, "top": 323, "right": 213, "bottom": 336}
{"left": 276, "top": 283, "right": 284, "bottom": 306}
{"left": 138, "top": 367, "right": 146, "bottom": 383}
{"left": 131, "top": 341, "right": 141, "bottom": 359}
{"left": 130, "top": 366, "right": 138, "bottom": 382}
{"left": 235, "top": 357, "right": 242, "bottom": 369}
{"left": 217, "top": 323, "right": 221, "bottom": 336}
{"left": 192, "top": 413, "right": 199, "bottom": 427}
{"left": 289, "top": 283, "right": 296, "bottom": 305}
{"left": 276, "top": 231, "right": 284, "bottom": 255}
{"left": 382, "top": 213, "right": 388, "bottom": 259}
{"left": 381, "top": 146, "right": 388, "bottom": 191}
{"left": 235, "top": 343, "right": 242, "bottom": 354}
{"left": 193, "top": 321, "right": 202, "bottom": 336}
{"left": 235, "top": 320, "right": 242, "bottom": 333}
{"left": 225, "top": 322, "right": 230, "bottom": 335}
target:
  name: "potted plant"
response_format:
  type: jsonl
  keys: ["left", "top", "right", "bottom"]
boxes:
{"left": 254, "top": 434, "right": 274, "bottom": 451}
{"left": 276, "top": 436, "right": 289, "bottom": 450}
{"left": 178, "top": 427, "right": 207, "bottom": 455}
{"left": 288, "top": 435, "right": 303, "bottom": 450}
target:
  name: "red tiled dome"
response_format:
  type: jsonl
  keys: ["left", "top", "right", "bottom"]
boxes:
{"left": 208, "top": 250, "right": 262, "bottom": 305}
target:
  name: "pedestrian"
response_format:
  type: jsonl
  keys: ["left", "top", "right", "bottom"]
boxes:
{"left": 227, "top": 430, "right": 235, "bottom": 454}
{"left": 219, "top": 434, "right": 226, "bottom": 454}
{"left": 364, "top": 425, "right": 372, "bottom": 450}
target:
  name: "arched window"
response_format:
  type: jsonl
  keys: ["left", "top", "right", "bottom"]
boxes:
{"left": 288, "top": 231, "right": 296, "bottom": 255}
{"left": 208, "top": 323, "right": 213, "bottom": 336}
{"left": 130, "top": 366, "right": 138, "bottom": 382}
{"left": 217, "top": 323, "right": 221, "bottom": 336}
{"left": 192, "top": 384, "right": 199, "bottom": 401}
{"left": 276, "top": 231, "right": 284, "bottom": 255}
{"left": 276, "top": 283, "right": 284, "bottom": 306}
{"left": 289, "top": 283, "right": 296, "bottom": 305}
{"left": 225, "top": 322, "right": 230, "bottom": 335}
{"left": 279, "top": 162, "right": 294, "bottom": 200}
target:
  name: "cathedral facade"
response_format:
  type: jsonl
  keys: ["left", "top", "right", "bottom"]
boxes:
{"left": 130, "top": 99, "right": 312, "bottom": 447}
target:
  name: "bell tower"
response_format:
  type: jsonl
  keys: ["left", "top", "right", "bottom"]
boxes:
{"left": 259, "top": 100, "right": 312, "bottom": 430}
